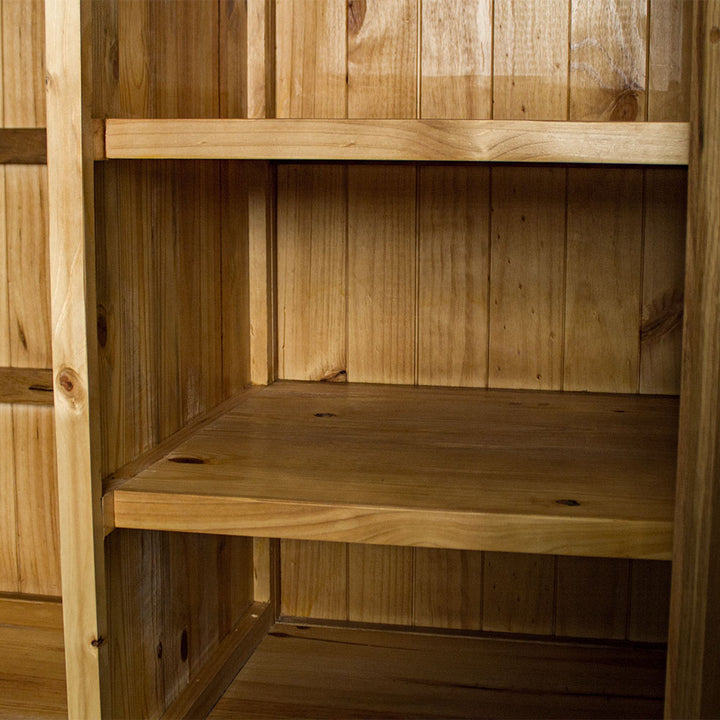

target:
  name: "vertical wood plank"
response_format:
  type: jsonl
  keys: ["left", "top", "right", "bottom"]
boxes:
{"left": 348, "top": 544, "right": 413, "bottom": 625}
{"left": 92, "top": 0, "right": 120, "bottom": 119}
{"left": 647, "top": 0, "right": 692, "bottom": 122}
{"left": 280, "top": 540, "right": 347, "bottom": 621}
{"left": 347, "top": 0, "right": 417, "bottom": 119}
{"left": 117, "top": 0, "right": 151, "bottom": 118}
{"left": 483, "top": 553, "right": 555, "bottom": 635}
{"left": 493, "top": 0, "right": 569, "bottom": 120}
{"left": 1, "top": 0, "right": 46, "bottom": 127}
{"left": 420, "top": 0, "right": 492, "bottom": 119}
{"left": 417, "top": 165, "right": 489, "bottom": 388}
{"left": 556, "top": 557, "right": 630, "bottom": 640}
{"left": 488, "top": 167, "right": 566, "bottom": 391}
{"left": 564, "top": 167, "right": 643, "bottom": 393}
{"left": 413, "top": 548, "right": 482, "bottom": 630}
{"left": 628, "top": 560, "right": 671, "bottom": 643}
{"left": 347, "top": 165, "right": 415, "bottom": 384}
{"left": 666, "top": 2, "right": 720, "bottom": 716}
{"left": 276, "top": 0, "right": 346, "bottom": 119}
{"left": 277, "top": 164, "right": 346, "bottom": 382}
{"left": 246, "top": 0, "right": 275, "bottom": 119}
{"left": 569, "top": 0, "right": 648, "bottom": 121}
{"left": 219, "top": 0, "right": 248, "bottom": 119}
{"left": 640, "top": 167, "right": 686, "bottom": 395}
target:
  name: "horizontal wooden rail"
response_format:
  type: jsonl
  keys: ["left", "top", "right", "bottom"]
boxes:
{"left": 0, "top": 367, "right": 54, "bottom": 404}
{"left": 0, "top": 128, "right": 47, "bottom": 164}
{"left": 103, "top": 119, "right": 689, "bottom": 165}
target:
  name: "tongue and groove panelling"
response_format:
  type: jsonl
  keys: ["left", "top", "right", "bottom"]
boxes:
{"left": 273, "top": 0, "right": 686, "bottom": 641}
{"left": 89, "top": 0, "right": 688, "bottom": 643}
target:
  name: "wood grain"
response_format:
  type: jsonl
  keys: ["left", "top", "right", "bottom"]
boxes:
{"left": 110, "top": 381, "right": 677, "bottom": 559}
{"left": 564, "top": 167, "right": 643, "bottom": 393}
{"left": 628, "top": 560, "right": 671, "bottom": 643}
{"left": 570, "top": 0, "right": 647, "bottom": 121}
{"left": 103, "top": 118, "right": 690, "bottom": 165}
{"left": 417, "top": 165, "right": 489, "bottom": 387}
{"left": 347, "top": 165, "right": 416, "bottom": 384}
{"left": 347, "top": 0, "right": 417, "bottom": 119}
{"left": 280, "top": 540, "right": 347, "bottom": 621}
{"left": 209, "top": 623, "right": 665, "bottom": 720}
{"left": 277, "top": 164, "right": 346, "bottom": 382}
{"left": 0, "top": 129, "right": 46, "bottom": 163}
{"left": 493, "top": 0, "right": 569, "bottom": 120}
{"left": 0, "top": 405, "right": 18, "bottom": 592}
{"left": 666, "top": 2, "right": 720, "bottom": 716}
{"left": 0, "top": 367, "right": 53, "bottom": 404}
{"left": 421, "top": 0, "right": 492, "bottom": 119}
{"left": 276, "top": 0, "right": 346, "bottom": 119}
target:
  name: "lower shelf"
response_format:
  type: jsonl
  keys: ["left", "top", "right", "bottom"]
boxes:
{"left": 207, "top": 623, "right": 665, "bottom": 719}
{"left": 107, "top": 381, "right": 678, "bottom": 559}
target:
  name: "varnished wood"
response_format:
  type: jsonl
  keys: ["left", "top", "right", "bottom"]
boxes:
{"left": 0, "top": 367, "right": 53, "bottom": 404}
{"left": 109, "top": 381, "right": 677, "bottom": 559}
{"left": 104, "top": 118, "right": 689, "bottom": 165}
{"left": 0, "top": 129, "right": 46, "bottom": 164}
{"left": 208, "top": 623, "right": 665, "bottom": 719}
{"left": 666, "top": 2, "right": 720, "bottom": 717}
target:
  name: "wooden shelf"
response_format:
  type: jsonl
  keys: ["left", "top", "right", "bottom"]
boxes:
{"left": 208, "top": 623, "right": 665, "bottom": 719}
{"left": 101, "top": 119, "right": 689, "bottom": 165}
{"left": 106, "top": 382, "right": 677, "bottom": 559}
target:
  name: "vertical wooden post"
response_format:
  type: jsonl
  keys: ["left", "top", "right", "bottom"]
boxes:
{"left": 45, "top": 0, "right": 107, "bottom": 717}
{"left": 666, "top": 1, "right": 720, "bottom": 717}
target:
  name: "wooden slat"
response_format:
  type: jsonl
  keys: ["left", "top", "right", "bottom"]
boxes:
{"left": 628, "top": 560, "right": 671, "bottom": 643}
{"left": 666, "top": 2, "right": 720, "bottom": 716}
{"left": 275, "top": 0, "right": 346, "bottom": 119}
{"left": 0, "top": 595, "right": 63, "bottom": 629}
{"left": 45, "top": 0, "right": 106, "bottom": 717}
{"left": 347, "top": 165, "right": 416, "bottom": 384}
{"left": 109, "top": 381, "right": 676, "bottom": 559}
{"left": 493, "top": 0, "right": 569, "bottom": 121}
{"left": 417, "top": 165, "right": 489, "bottom": 387}
{"left": 277, "top": 164, "right": 347, "bottom": 381}
{"left": 208, "top": 624, "right": 665, "bottom": 720}
{"left": 570, "top": 0, "right": 647, "bottom": 121}
{"left": 564, "top": 167, "right": 643, "bottom": 393}
{"left": 421, "top": 0, "right": 492, "bottom": 119}
{"left": 413, "top": 548, "right": 483, "bottom": 630}
{"left": 280, "top": 540, "right": 347, "bottom": 621}
{"left": 0, "top": 406, "right": 19, "bottom": 592}
{"left": 0, "top": 129, "right": 46, "bottom": 164}
{"left": 103, "top": 118, "right": 690, "bottom": 165}
{"left": 246, "top": 0, "right": 274, "bottom": 120}
{"left": 0, "top": 367, "right": 53, "bottom": 404}
{"left": 160, "top": 602, "right": 272, "bottom": 720}
{"left": 482, "top": 553, "right": 555, "bottom": 635}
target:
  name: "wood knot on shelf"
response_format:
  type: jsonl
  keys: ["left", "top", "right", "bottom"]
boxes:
{"left": 609, "top": 88, "right": 640, "bottom": 121}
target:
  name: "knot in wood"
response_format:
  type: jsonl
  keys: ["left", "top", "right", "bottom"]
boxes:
{"left": 56, "top": 367, "right": 85, "bottom": 409}
{"left": 348, "top": 0, "right": 366, "bottom": 35}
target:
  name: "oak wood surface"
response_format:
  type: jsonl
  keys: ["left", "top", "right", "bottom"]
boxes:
{"left": 208, "top": 623, "right": 665, "bottom": 719}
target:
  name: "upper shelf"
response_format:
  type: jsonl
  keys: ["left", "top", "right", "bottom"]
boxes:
{"left": 106, "top": 381, "right": 678, "bottom": 559}
{"left": 100, "top": 119, "right": 689, "bottom": 165}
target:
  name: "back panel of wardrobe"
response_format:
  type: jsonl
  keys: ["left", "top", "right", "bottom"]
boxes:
{"left": 92, "top": 0, "right": 690, "bottom": 643}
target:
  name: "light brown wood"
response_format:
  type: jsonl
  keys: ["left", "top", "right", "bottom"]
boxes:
{"left": 0, "top": 406, "right": 19, "bottom": 592}
{"left": 347, "top": 166, "right": 416, "bottom": 384}
{"left": 246, "top": 0, "right": 274, "bottom": 119}
{"left": 564, "top": 168, "right": 643, "bottom": 393}
{"left": 0, "top": 595, "right": 63, "bottom": 629}
{"left": 208, "top": 623, "right": 665, "bottom": 719}
{"left": 421, "top": 0, "right": 492, "bottom": 119}
{"left": 348, "top": 545, "right": 413, "bottom": 625}
{"left": 570, "top": 0, "right": 647, "bottom": 121}
{"left": 417, "top": 165, "right": 489, "bottom": 387}
{"left": 109, "top": 381, "right": 676, "bottom": 559}
{"left": 276, "top": 0, "right": 346, "bottom": 119}
{"left": 45, "top": 1, "right": 107, "bottom": 716}
{"left": 277, "top": 164, "right": 347, "bottom": 381}
{"left": 160, "top": 602, "right": 273, "bottom": 720}
{"left": 413, "top": 548, "right": 483, "bottom": 630}
{"left": 0, "top": 367, "right": 53, "bottom": 404}
{"left": 666, "top": 2, "right": 720, "bottom": 717}
{"left": 280, "top": 540, "right": 347, "bottom": 621}
{"left": 482, "top": 553, "right": 555, "bottom": 635}
{"left": 493, "top": 0, "right": 569, "bottom": 120}
{"left": 103, "top": 118, "right": 690, "bottom": 164}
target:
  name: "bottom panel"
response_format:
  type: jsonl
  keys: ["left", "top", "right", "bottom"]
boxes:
{"left": 208, "top": 623, "right": 665, "bottom": 719}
